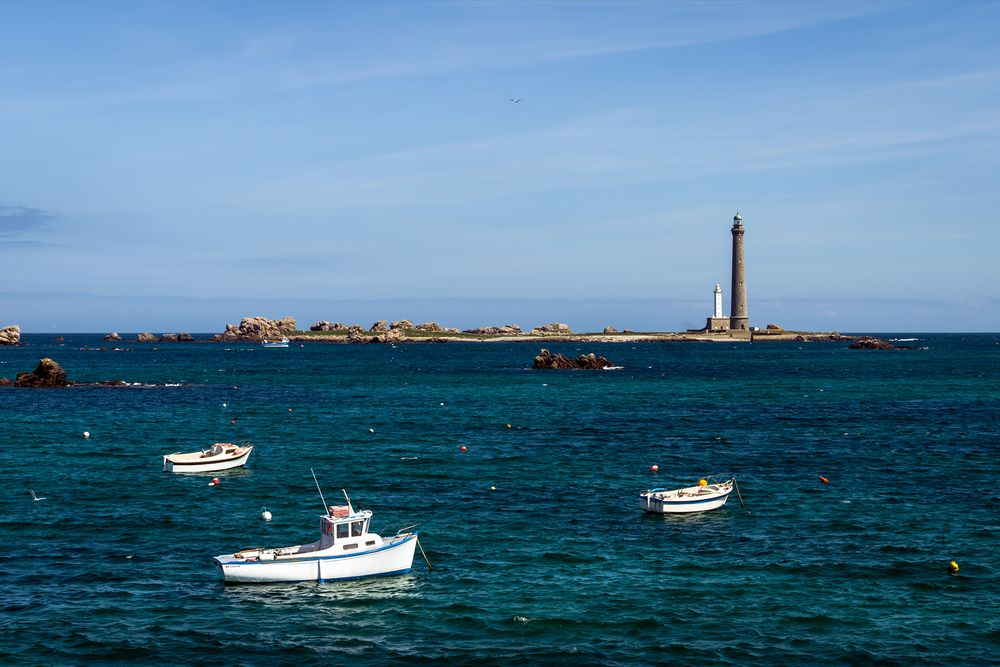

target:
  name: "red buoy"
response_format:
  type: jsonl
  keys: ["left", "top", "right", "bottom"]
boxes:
{"left": 460, "top": 445, "right": 468, "bottom": 452}
{"left": 819, "top": 475, "right": 830, "bottom": 484}
{"left": 230, "top": 419, "right": 236, "bottom": 425}
{"left": 650, "top": 464, "right": 659, "bottom": 473}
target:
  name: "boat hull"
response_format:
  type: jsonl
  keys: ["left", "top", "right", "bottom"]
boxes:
{"left": 213, "top": 535, "right": 418, "bottom": 584}
{"left": 639, "top": 491, "right": 731, "bottom": 513}
{"left": 163, "top": 448, "right": 252, "bottom": 473}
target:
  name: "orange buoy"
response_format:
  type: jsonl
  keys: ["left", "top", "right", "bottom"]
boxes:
{"left": 819, "top": 475, "right": 829, "bottom": 484}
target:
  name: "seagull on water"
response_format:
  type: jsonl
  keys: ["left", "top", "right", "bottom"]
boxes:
{"left": 29, "top": 489, "right": 46, "bottom": 501}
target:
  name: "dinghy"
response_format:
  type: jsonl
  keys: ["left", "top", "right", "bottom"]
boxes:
{"left": 162, "top": 442, "right": 253, "bottom": 473}
{"left": 639, "top": 475, "right": 740, "bottom": 513}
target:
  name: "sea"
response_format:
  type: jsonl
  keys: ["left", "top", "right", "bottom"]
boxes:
{"left": 1, "top": 334, "right": 997, "bottom": 665}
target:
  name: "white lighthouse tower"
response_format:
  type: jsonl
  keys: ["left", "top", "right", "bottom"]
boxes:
{"left": 705, "top": 283, "right": 729, "bottom": 331}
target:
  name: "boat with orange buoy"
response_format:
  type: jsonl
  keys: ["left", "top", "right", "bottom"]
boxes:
{"left": 639, "top": 474, "right": 743, "bottom": 513}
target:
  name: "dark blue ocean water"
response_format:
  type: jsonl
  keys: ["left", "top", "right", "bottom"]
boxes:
{"left": 1, "top": 334, "right": 997, "bottom": 665}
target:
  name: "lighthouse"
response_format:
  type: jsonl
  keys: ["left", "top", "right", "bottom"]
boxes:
{"left": 729, "top": 212, "right": 749, "bottom": 331}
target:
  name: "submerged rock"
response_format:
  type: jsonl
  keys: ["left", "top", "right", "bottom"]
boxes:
{"left": 532, "top": 349, "right": 615, "bottom": 370}
{"left": 104, "top": 332, "right": 122, "bottom": 341}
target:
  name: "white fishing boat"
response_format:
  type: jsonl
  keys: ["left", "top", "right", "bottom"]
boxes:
{"left": 639, "top": 475, "right": 741, "bottom": 513}
{"left": 213, "top": 484, "right": 424, "bottom": 584}
{"left": 261, "top": 336, "right": 289, "bottom": 348}
{"left": 162, "top": 442, "right": 253, "bottom": 473}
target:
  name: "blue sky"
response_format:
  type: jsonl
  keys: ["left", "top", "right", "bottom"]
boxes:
{"left": 1, "top": 0, "right": 998, "bottom": 333}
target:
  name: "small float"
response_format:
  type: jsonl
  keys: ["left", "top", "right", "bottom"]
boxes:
{"left": 212, "top": 477, "right": 426, "bottom": 584}
{"left": 639, "top": 475, "right": 741, "bottom": 514}
{"left": 162, "top": 442, "right": 254, "bottom": 473}
{"left": 261, "top": 336, "right": 289, "bottom": 348}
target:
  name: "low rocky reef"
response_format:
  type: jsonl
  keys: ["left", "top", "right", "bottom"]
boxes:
{"left": 532, "top": 348, "right": 616, "bottom": 370}
{"left": 1, "top": 324, "right": 21, "bottom": 345}
{"left": 848, "top": 336, "right": 912, "bottom": 350}
{"left": 0, "top": 357, "right": 129, "bottom": 388}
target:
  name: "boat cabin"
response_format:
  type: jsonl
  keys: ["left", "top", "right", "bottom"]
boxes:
{"left": 319, "top": 505, "right": 377, "bottom": 551}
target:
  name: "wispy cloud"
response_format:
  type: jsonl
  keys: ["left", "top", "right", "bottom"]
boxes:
{"left": 0, "top": 205, "right": 53, "bottom": 236}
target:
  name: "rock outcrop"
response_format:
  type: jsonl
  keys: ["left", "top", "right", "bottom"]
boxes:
{"left": 603, "top": 326, "right": 618, "bottom": 334}
{"left": 217, "top": 316, "right": 297, "bottom": 341}
{"left": 160, "top": 333, "right": 178, "bottom": 343}
{"left": 1, "top": 325, "right": 22, "bottom": 345}
{"left": 463, "top": 324, "right": 522, "bottom": 335}
{"left": 390, "top": 320, "right": 413, "bottom": 330}
{"left": 137, "top": 332, "right": 156, "bottom": 342}
{"left": 346, "top": 325, "right": 406, "bottom": 344}
{"left": 532, "top": 349, "right": 615, "bottom": 370}
{"left": 311, "top": 321, "right": 347, "bottom": 331}
{"left": 370, "top": 320, "right": 388, "bottom": 332}
{"left": 177, "top": 332, "right": 194, "bottom": 342}
{"left": 530, "top": 323, "right": 572, "bottom": 336}
{"left": 104, "top": 332, "right": 122, "bottom": 341}
{"left": 1, "top": 358, "right": 73, "bottom": 387}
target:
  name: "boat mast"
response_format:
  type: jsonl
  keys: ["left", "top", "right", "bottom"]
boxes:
{"left": 342, "top": 489, "right": 355, "bottom": 514}
{"left": 310, "top": 468, "right": 329, "bottom": 513}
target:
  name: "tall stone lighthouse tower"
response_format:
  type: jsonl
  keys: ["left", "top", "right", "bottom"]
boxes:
{"left": 729, "top": 212, "right": 749, "bottom": 331}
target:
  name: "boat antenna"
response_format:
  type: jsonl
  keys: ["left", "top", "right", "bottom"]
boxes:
{"left": 311, "top": 468, "right": 329, "bottom": 513}
{"left": 342, "top": 489, "right": 355, "bottom": 514}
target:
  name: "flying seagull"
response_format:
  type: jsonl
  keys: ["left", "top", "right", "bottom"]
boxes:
{"left": 509, "top": 98, "right": 521, "bottom": 103}
{"left": 28, "top": 489, "right": 46, "bottom": 501}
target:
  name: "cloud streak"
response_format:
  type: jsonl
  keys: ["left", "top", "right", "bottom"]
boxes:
{"left": 0, "top": 205, "right": 53, "bottom": 236}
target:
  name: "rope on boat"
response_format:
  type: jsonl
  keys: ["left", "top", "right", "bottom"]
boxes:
{"left": 416, "top": 537, "right": 433, "bottom": 571}
{"left": 734, "top": 479, "right": 746, "bottom": 509}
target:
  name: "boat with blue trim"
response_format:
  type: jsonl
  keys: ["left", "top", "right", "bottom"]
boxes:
{"left": 261, "top": 336, "right": 289, "bottom": 348}
{"left": 639, "top": 475, "right": 739, "bottom": 513}
{"left": 213, "top": 489, "right": 420, "bottom": 584}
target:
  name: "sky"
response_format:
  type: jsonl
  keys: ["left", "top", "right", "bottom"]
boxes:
{"left": 1, "top": 0, "right": 999, "bottom": 333}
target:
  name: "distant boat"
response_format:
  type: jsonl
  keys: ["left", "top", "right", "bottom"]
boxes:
{"left": 213, "top": 487, "right": 421, "bottom": 584}
{"left": 163, "top": 442, "right": 254, "bottom": 473}
{"left": 261, "top": 336, "right": 289, "bottom": 348}
{"left": 639, "top": 475, "right": 739, "bottom": 513}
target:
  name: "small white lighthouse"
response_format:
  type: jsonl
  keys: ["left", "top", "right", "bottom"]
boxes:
{"left": 705, "top": 283, "right": 729, "bottom": 331}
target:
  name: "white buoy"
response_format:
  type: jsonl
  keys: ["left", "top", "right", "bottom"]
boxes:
{"left": 490, "top": 485, "right": 496, "bottom": 491}
{"left": 369, "top": 428, "right": 375, "bottom": 433}
{"left": 261, "top": 507, "right": 272, "bottom": 521}
{"left": 83, "top": 431, "right": 90, "bottom": 438}
{"left": 222, "top": 403, "right": 227, "bottom": 407}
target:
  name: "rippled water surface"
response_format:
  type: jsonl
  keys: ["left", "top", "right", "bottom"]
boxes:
{"left": 2, "top": 334, "right": 998, "bottom": 664}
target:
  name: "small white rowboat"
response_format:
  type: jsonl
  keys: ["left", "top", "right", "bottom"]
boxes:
{"left": 213, "top": 490, "right": 421, "bottom": 584}
{"left": 162, "top": 442, "right": 253, "bottom": 473}
{"left": 639, "top": 476, "right": 740, "bottom": 514}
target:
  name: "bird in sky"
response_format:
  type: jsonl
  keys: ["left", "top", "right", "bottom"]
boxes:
{"left": 509, "top": 98, "right": 521, "bottom": 103}
{"left": 29, "top": 489, "right": 46, "bottom": 501}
